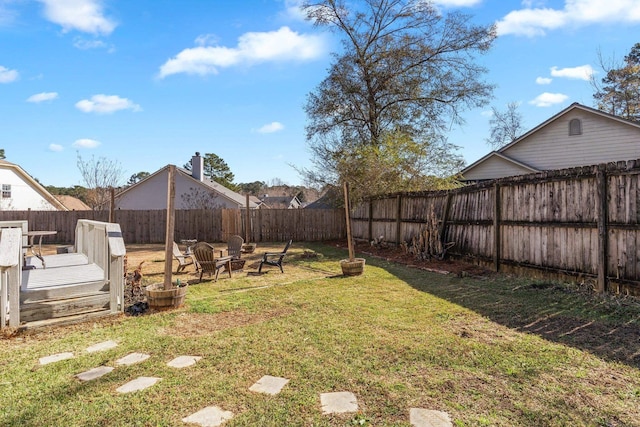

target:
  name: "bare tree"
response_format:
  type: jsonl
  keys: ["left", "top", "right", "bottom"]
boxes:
{"left": 180, "top": 187, "right": 223, "bottom": 209}
{"left": 301, "top": 0, "right": 496, "bottom": 198}
{"left": 76, "top": 153, "right": 124, "bottom": 210}
{"left": 485, "top": 102, "right": 526, "bottom": 150}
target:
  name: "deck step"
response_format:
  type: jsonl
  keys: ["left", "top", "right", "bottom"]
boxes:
{"left": 20, "top": 280, "right": 108, "bottom": 302}
{"left": 20, "top": 292, "right": 111, "bottom": 323}
{"left": 18, "top": 309, "right": 116, "bottom": 330}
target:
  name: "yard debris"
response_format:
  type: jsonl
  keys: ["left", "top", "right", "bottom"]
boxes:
{"left": 125, "top": 302, "right": 149, "bottom": 316}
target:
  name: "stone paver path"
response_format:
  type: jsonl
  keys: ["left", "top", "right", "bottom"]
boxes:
{"left": 182, "top": 406, "right": 234, "bottom": 427}
{"left": 86, "top": 340, "right": 118, "bottom": 353}
{"left": 39, "top": 352, "right": 74, "bottom": 365}
{"left": 249, "top": 375, "right": 289, "bottom": 395}
{"left": 116, "top": 352, "right": 150, "bottom": 366}
{"left": 38, "top": 340, "right": 456, "bottom": 425}
{"left": 167, "top": 355, "right": 202, "bottom": 368}
{"left": 76, "top": 366, "right": 114, "bottom": 382}
{"left": 409, "top": 408, "right": 453, "bottom": 427}
{"left": 320, "top": 391, "right": 358, "bottom": 414}
{"left": 116, "top": 376, "right": 161, "bottom": 393}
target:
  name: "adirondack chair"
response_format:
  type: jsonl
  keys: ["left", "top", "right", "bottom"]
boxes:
{"left": 258, "top": 240, "right": 292, "bottom": 273}
{"left": 226, "top": 235, "right": 246, "bottom": 271}
{"left": 227, "top": 235, "right": 244, "bottom": 259}
{"left": 192, "top": 241, "right": 232, "bottom": 282}
{"left": 173, "top": 241, "right": 195, "bottom": 273}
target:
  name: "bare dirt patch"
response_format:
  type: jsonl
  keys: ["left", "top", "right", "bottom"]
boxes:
{"left": 332, "top": 240, "right": 493, "bottom": 277}
{"left": 162, "top": 308, "right": 293, "bottom": 337}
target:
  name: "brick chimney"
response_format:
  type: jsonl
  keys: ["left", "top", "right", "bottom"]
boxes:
{"left": 192, "top": 152, "right": 204, "bottom": 181}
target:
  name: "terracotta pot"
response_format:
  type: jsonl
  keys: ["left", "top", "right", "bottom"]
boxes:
{"left": 340, "top": 258, "right": 366, "bottom": 276}
{"left": 144, "top": 282, "right": 188, "bottom": 309}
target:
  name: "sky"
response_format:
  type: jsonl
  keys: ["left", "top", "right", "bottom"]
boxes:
{"left": 1, "top": 0, "right": 639, "bottom": 189}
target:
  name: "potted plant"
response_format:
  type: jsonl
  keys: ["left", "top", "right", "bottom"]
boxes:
{"left": 340, "top": 182, "right": 365, "bottom": 276}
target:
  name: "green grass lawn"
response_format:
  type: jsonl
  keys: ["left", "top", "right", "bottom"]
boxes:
{"left": 2, "top": 243, "right": 640, "bottom": 426}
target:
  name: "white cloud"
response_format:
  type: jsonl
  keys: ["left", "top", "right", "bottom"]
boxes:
{"left": 281, "top": 0, "right": 307, "bottom": 21}
{"left": 49, "top": 143, "right": 64, "bottom": 152}
{"left": 536, "top": 77, "right": 552, "bottom": 85}
{"left": 27, "top": 92, "right": 59, "bottom": 103}
{"left": 550, "top": 65, "right": 595, "bottom": 81}
{"left": 0, "top": 1, "right": 19, "bottom": 26}
{"left": 258, "top": 122, "right": 285, "bottom": 133}
{"left": 529, "top": 92, "right": 569, "bottom": 107}
{"left": 0, "top": 65, "right": 19, "bottom": 83}
{"left": 497, "top": 0, "right": 640, "bottom": 37}
{"left": 158, "top": 26, "right": 326, "bottom": 78}
{"left": 72, "top": 138, "right": 100, "bottom": 148}
{"left": 75, "top": 94, "right": 141, "bottom": 114}
{"left": 73, "top": 38, "right": 112, "bottom": 51}
{"left": 37, "top": 0, "right": 116, "bottom": 35}
{"left": 433, "top": 0, "right": 482, "bottom": 6}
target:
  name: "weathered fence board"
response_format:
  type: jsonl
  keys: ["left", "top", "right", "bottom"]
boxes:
{"left": 350, "top": 160, "right": 640, "bottom": 295}
{"left": 0, "top": 208, "right": 345, "bottom": 245}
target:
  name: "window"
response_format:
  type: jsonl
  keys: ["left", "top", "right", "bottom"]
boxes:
{"left": 569, "top": 118, "right": 582, "bottom": 136}
{"left": 2, "top": 184, "right": 11, "bottom": 198}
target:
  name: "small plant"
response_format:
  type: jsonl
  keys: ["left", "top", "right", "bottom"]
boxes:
{"left": 349, "top": 412, "right": 371, "bottom": 426}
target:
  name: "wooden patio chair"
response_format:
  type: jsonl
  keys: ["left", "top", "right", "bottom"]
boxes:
{"left": 226, "top": 235, "right": 246, "bottom": 271}
{"left": 173, "top": 241, "right": 195, "bottom": 273}
{"left": 227, "top": 235, "right": 244, "bottom": 258}
{"left": 258, "top": 240, "right": 292, "bottom": 273}
{"left": 192, "top": 241, "right": 233, "bottom": 283}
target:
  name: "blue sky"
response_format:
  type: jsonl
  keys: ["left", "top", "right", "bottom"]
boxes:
{"left": 1, "top": 0, "right": 639, "bottom": 188}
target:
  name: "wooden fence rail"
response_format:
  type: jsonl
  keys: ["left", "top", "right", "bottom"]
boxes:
{"left": 352, "top": 160, "right": 640, "bottom": 295}
{"left": 0, "top": 208, "right": 346, "bottom": 246}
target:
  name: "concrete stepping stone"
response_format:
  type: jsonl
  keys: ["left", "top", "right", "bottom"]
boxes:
{"left": 167, "top": 355, "right": 202, "bottom": 369}
{"left": 86, "top": 340, "right": 118, "bottom": 353}
{"left": 182, "top": 406, "right": 234, "bottom": 426}
{"left": 39, "top": 352, "right": 74, "bottom": 365}
{"left": 249, "top": 375, "right": 289, "bottom": 395}
{"left": 409, "top": 408, "right": 453, "bottom": 427}
{"left": 115, "top": 352, "right": 150, "bottom": 366}
{"left": 116, "top": 376, "right": 161, "bottom": 394}
{"left": 76, "top": 366, "right": 114, "bottom": 382}
{"left": 320, "top": 391, "right": 358, "bottom": 414}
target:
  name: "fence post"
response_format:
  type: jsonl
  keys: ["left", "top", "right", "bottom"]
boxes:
{"left": 596, "top": 165, "right": 608, "bottom": 293}
{"left": 493, "top": 183, "right": 501, "bottom": 272}
{"left": 396, "top": 194, "right": 402, "bottom": 245}
{"left": 368, "top": 199, "right": 373, "bottom": 243}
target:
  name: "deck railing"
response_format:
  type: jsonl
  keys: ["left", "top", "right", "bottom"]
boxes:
{"left": 0, "top": 227, "right": 22, "bottom": 328}
{"left": 75, "top": 219, "right": 126, "bottom": 313}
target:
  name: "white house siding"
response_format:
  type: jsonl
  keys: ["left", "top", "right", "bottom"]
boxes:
{"left": 116, "top": 168, "right": 241, "bottom": 210}
{"left": 0, "top": 168, "right": 58, "bottom": 210}
{"left": 462, "top": 155, "right": 535, "bottom": 181}
{"left": 502, "top": 110, "right": 640, "bottom": 171}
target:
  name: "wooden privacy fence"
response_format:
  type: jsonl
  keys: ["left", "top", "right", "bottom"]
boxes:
{"left": 352, "top": 159, "right": 640, "bottom": 295}
{"left": 0, "top": 208, "right": 345, "bottom": 246}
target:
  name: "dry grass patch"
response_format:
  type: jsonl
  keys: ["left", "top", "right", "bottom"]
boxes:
{"left": 161, "top": 308, "right": 294, "bottom": 337}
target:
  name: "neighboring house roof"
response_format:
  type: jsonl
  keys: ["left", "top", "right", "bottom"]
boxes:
{"left": 55, "top": 195, "right": 91, "bottom": 210}
{"left": 0, "top": 160, "right": 68, "bottom": 210}
{"left": 259, "top": 195, "right": 302, "bottom": 209}
{"left": 461, "top": 102, "right": 640, "bottom": 181}
{"left": 304, "top": 187, "right": 342, "bottom": 209}
{"left": 114, "top": 163, "right": 259, "bottom": 209}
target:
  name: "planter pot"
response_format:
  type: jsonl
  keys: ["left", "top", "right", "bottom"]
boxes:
{"left": 241, "top": 243, "right": 257, "bottom": 254}
{"left": 144, "top": 282, "right": 188, "bottom": 310}
{"left": 340, "top": 258, "right": 366, "bottom": 276}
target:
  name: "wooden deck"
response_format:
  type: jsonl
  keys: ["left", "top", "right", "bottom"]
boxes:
{"left": 1, "top": 219, "right": 126, "bottom": 330}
